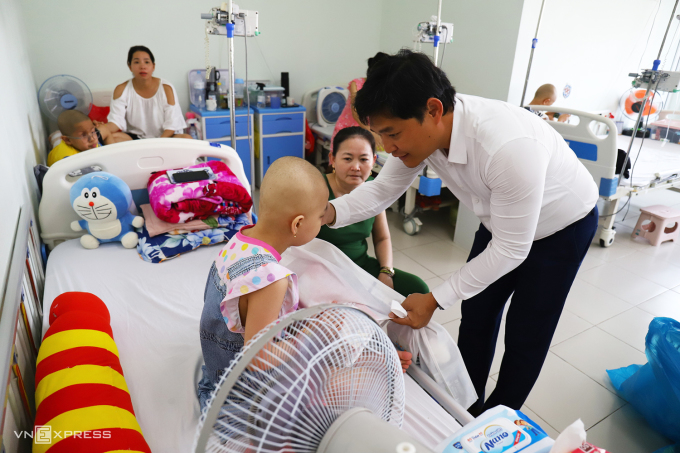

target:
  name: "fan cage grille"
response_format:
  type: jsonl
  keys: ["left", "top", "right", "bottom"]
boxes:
{"left": 620, "top": 88, "right": 664, "bottom": 122}
{"left": 320, "top": 92, "right": 346, "bottom": 124}
{"left": 196, "top": 306, "right": 405, "bottom": 453}
{"left": 37, "top": 75, "right": 92, "bottom": 121}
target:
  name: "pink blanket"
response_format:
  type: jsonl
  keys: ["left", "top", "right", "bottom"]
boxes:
{"left": 147, "top": 161, "right": 252, "bottom": 223}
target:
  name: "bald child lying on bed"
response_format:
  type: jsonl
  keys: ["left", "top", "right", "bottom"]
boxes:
{"left": 197, "top": 157, "right": 412, "bottom": 410}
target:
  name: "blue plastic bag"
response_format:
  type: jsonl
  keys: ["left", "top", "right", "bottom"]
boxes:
{"left": 607, "top": 317, "right": 680, "bottom": 443}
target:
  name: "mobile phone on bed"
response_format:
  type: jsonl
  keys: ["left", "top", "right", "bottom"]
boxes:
{"left": 166, "top": 168, "right": 216, "bottom": 184}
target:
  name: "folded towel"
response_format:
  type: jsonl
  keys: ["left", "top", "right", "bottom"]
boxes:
{"left": 140, "top": 204, "right": 251, "bottom": 237}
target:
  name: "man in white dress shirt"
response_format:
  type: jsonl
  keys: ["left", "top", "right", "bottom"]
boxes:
{"left": 322, "top": 50, "right": 599, "bottom": 414}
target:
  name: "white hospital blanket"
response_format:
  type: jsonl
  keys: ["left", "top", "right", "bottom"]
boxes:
{"left": 43, "top": 240, "right": 462, "bottom": 452}
{"left": 616, "top": 135, "right": 680, "bottom": 186}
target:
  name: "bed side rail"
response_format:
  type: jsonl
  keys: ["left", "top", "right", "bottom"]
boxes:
{"left": 527, "top": 105, "right": 619, "bottom": 197}
{"left": 407, "top": 364, "right": 475, "bottom": 426}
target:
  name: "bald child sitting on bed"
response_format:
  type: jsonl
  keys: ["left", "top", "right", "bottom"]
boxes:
{"left": 525, "top": 84, "right": 570, "bottom": 123}
{"left": 47, "top": 110, "right": 115, "bottom": 166}
{"left": 197, "top": 157, "right": 412, "bottom": 411}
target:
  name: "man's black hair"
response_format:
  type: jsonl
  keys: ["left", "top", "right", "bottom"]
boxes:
{"left": 332, "top": 126, "right": 376, "bottom": 156}
{"left": 367, "top": 52, "right": 389, "bottom": 72}
{"left": 127, "top": 46, "right": 155, "bottom": 65}
{"left": 354, "top": 49, "right": 456, "bottom": 125}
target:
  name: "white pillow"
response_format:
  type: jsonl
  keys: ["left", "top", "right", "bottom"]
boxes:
{"left": 49, "top": 130, "right": 63, "bottom": 149}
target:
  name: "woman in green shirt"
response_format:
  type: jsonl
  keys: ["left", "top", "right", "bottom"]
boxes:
{"left": 317, "top": 126, "right": 429, "bottom": 297}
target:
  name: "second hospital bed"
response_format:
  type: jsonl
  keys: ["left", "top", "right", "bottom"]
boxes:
{"left": 33, "top": 139, "right": 471, "bottom": 452}
{"left": 528, "top": 105, "right": 680, "bottom": 247}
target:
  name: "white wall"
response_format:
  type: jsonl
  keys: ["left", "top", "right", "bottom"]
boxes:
{"left": 508, "top": 0, "right": 680, "bottom": 114}
{"left": 379, "top": 0, "right": 526, "bottom": 102}
{"left": 0, "top": 0, "right": 45, "bottom": 279}
{"left": 20, "top": 0, "right": 384, "bottom": 114}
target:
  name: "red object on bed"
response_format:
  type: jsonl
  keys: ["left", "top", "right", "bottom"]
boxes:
{"left": 88, "top": 104, "right": 110, "bottom": 123}
{"left": 34, "top": 292, "right": 151, "bottom": 453}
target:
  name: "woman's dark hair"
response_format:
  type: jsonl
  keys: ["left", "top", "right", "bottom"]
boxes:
{"left": 127, "top": 46, "right": 155, "bottom": 65}
{"left": 367, "top": 52, "right": 389, "bottom": 72}
{"left": 355, "top": 49, "right": 456, "bottom": 124}
{"left": 332, "top": 126, "right": 376, "bottom": 157}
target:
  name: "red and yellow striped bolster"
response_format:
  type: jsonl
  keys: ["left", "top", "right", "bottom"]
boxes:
{"left": 48, "top": 292, "right": 111, "bottom": 325}
{"left": 37, "top": 330, "right": 119, "bottom": 366}
{"left": 35, "top": 384, "right": 136, "bottom": 427}
{"left": 36, "top": 365, "right": 128, "bottom": 410}
{"left": 36, "top": 347, "right": 124, "bottom": 387}
{"left": 35, "top": 292, "right": 150, "bottom": 452}
{"left": 33, "top": 407, "right": 147, "bottom": 453}
{"left": 43, "top": 310, "right": 113, "bottom": 340}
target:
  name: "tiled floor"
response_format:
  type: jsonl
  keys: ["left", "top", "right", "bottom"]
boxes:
{"left": 369, "top": 190, "right": 679, "bottom": 452}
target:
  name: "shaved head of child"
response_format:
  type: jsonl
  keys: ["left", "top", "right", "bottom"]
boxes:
{"left": 531, "top": 84, "right": 557, "bottom": 106}
{"left": 58, "top": 110, "right": 99, "bottom": 151}
{"left": 256, "top": 156, "right": 329, "bottom": 247}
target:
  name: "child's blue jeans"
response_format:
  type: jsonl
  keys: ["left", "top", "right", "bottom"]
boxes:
{"left": 197, "top": 262, "right": 244, "bottom": 411}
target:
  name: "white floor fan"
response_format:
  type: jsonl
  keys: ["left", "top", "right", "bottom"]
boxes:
{"left": 193, "top": 305, "right": 434, "bottom": 453}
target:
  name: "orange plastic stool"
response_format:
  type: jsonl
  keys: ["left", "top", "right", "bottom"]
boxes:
{"left": 632, "top": 205, "right": 680, "bottom": 246}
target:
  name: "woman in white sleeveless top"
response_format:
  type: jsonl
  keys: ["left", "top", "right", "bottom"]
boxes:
{"left": 103, "top": 46, "right": 190, "bottom": 141}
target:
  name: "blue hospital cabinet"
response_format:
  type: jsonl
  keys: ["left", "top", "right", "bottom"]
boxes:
{"left": 189, "top": 106, "right": 255, "bottom": 185}
{"left": 252, "top": 105, "right": 306, "bottom": 186}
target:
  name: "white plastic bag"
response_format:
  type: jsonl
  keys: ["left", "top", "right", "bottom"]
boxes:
{"left": 549, "top": 419, "right": 586, "bottom": 453}
{"left": 280, "top": 239, "right": 477, "bottom": 409}
{"left": 387, "top": 321, "right": 476, "bottom": 407}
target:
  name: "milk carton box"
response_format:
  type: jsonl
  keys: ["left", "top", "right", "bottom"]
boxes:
{"left": 438, "top": 406, "right": 554, "bottom": 453}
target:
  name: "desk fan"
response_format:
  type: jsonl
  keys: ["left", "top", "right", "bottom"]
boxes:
{"left": 194, "top": 305, "right": 434, "bottom": 453}
{"left": 37, "top": 75, "right": 92, "bottom": 122}
{"left": 316, "top": 87, "right": 349, "bottom": 128}
{"left": 619, "top": 87, "right": 663, "bottom": 136}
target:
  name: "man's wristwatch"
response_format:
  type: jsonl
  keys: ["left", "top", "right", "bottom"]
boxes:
{"left": 379, "top": 266, "right": 395, "bottom": 278}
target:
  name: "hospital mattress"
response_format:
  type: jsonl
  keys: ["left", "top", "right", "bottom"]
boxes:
{"left": 616, "top": 134, "right": 680, "bottom": 186}
{"left": 43, "top": 240, "right": 462, "bottom": 452}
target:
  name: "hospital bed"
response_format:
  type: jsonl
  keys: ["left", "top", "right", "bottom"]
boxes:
{"left": 1, "top": 139, "right": 472, "bottom": 452}
{"left": 528, "top": 105, "right": 680, "bottom": 247}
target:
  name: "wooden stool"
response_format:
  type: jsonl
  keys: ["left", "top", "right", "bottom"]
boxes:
{"left": 632, "top": 205, "right": 680, "bottom": 246}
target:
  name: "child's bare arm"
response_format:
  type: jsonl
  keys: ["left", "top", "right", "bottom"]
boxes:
{"left": 242, "top": 279, "right": 289, "bottom": 344}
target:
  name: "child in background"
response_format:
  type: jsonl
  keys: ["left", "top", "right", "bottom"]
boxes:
{"left": 525, "top": 84, "right": 570, "bottom": 123}
{"left": 47, "top": 110, "right": 114, "bottom": 166}
{"left": 197, "top": 156, "right": 412, "bottom": 410}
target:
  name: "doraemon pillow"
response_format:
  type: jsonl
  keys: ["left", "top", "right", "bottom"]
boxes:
{"left": 69, "top": 172, "right": 144, "bottom": 249}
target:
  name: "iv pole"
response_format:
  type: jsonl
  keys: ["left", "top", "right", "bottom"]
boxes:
{"left": 619, "top": 0, "right": 680, "bottom": 186}
{"left": 226, "top": 0, "right": 237, "bottom": 149}
{"left": 520, "top": 0, "right": 547, "bottom": 107}
{"left": 432, "top": 0, "right": 443, "bottom": 66}
{"left": 201, "top": 3, "right": 238, "bottom": 149}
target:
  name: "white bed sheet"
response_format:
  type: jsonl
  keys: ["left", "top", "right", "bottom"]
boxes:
{"left": 616, "top": 134, "right": 680, "bottom": 186}
{"left": 43, "top": 240, "right": 461, "bottom": 452}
